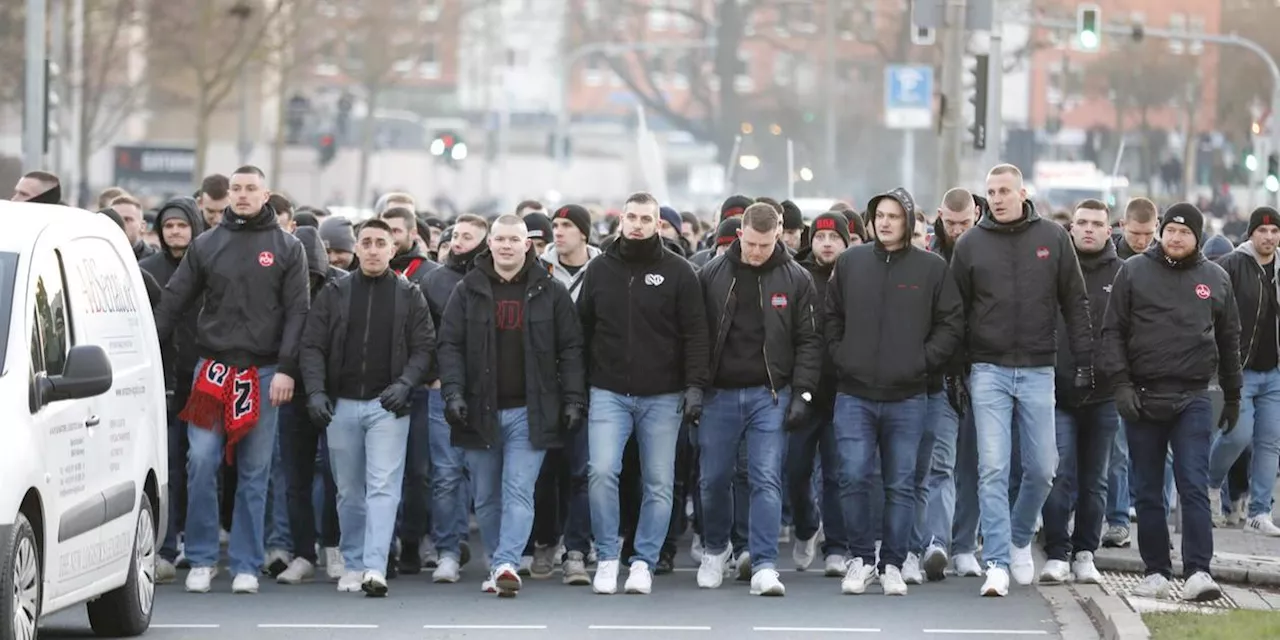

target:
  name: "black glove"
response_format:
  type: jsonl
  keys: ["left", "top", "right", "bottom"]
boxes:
{"left": 444, "top": 395, "right": 469, "bottom": 430}
{"left": 1219, "top": 387, "right": 1242, "bottom": 434}
{"left": 679, "top": 387, "right": 704, "bottom": 428}
{"left": 1114, "top": 384, "right": 1141, "bottom": 424}
{"left": 784, "top": 391, "right": 813, "bottom": 432}
{"left": 378, "top": 380, "right": 414, "bottom": 417}
{"left": 1074, "top": 366, "right": 1094, "bottom": 390}
{"left": 307, "top": 392, "right": 334, "bottom": 427}
{"left": 945, "top": 375, "right": 970, "bottom": 419}
{"left": 562, "top": 402, "right": 585, "bottom": 432}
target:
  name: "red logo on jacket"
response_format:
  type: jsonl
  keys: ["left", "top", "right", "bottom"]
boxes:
{"left": 771, "top": 293, "right": 788, "bottom": 309}
{"left": 258, "top": 251, "right": 275, "bottom": 267}
{"left": 1036, "top": 246, "right": 1050, "bottom": 260}
{"left": 1195, "top": 284, "right": 1211, "bottom": 300}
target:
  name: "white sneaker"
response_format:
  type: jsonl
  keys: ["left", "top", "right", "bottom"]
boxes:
{"left": 421, "top": 537, "right": 440, "bottom": 569}
{"left": 1245, "top": 514, "right": 1280, "bottom": 537}
{"left": 219, "top": 529, "right": 230, "bottom": 546}
{"left": 277, "top": 557, "right": 315, "bottom": 584}
{"left": 1208, "top": 487, "right": 1226, "bottom": 527}
{"left": 494, "top": 563, "right": 522, "bottom": 597}
{"left": 517, "top": 555, "right": 534, "bottom": 577}
{"left": 1010, "top": 544, "right": 1035, "bottom": 585}
{"left": 1228, "top": 497, "right": 1248, "bottom": 526}
{"left": 263, "top": 548, "right": 292, "bottom": 576}
{"left": 1071, "top": 551, "right": 1102, "bottom": 584}
{"left": 881, "top": 565, "right": 908, "bottom": 595}
{"left": 981, "top": 564, "right": 1009, "bottom": 597}
{"left": 922, "top": 545, "right": 948, "bottom": 582}
{"left": 1039, "top": 559, "right": 1070, "bottom": 584}
{"left": 156, "top": 558, "right": 176, "bottom": 585}
{"left": 337, "top": 570, "right": 363, "bottom": 593}
{"left": 593, "top": 559, "right": 619, "bottom": 595}
{"left": 231, "top": 573, "right": 258, "bottom": 594}
{"left": 779, "top": 525, "right": 792, "bottom": 544}
{"left": 433, "top": 556, "right": 461, "bottom": 583}
{"left": 735, "top": 551, "right": 752, "bottom": 582}
{"left": 185, "top": 566, "right": 217, "bottom": 593}
{"left": 624, "top": 561, "right": 653, "bottom": 595}
{"left": 793, "top": 535, "right": 817, "bottom": 571}
{"left": 690, "top": 534, "right": 704, "bottom": 563}
{"left": 901, "top": 552, "right": 924, "bottom": 585}
{"left": 824, "top": 554, "right": 847, "bottom": 577}
{"left": 749, "top": 568, "right": 785, "bottom": 596}
{"left": 324, "top": 547, "right": 345, "bottom": 581}
{"left": 954, "top": 553, "right": 983, "bottom": 577}
{"left": 480, "top": 576, "right": 498, "bottom": 593}
{"left": 1131, "top": 573, "right": 1172, "bottom": 599}
{"left": 696, "top": 547, "right": 731, "bottom": 589}
{"left": 1181, "top": 571, "right": 1222, "bottom": 602}
{"left": 361, "top": 570, "right": 388, "bottom": 597}
{"left": 841, "top": 558, "right": 877, "bottom": 595}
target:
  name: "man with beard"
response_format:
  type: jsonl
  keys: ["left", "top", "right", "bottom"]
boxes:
{"left": 1039, "top": 200, "right": 1122, "bottom": 585}
{"left": 420, "top": 214, "right": 489, "bottom": 583}
{"left": 787, "top": 212, "right": 853, "bottom": 576}
{"left": 1101, "top": 203, "right": 1240, "bottom": 603}
{"left": 11, "top": 170, "right": 62, "bottom": 203}
{"left": 140, "top": 196, "right": 205, "bottom": 582}
{"left": 321, "top": 216, "right": 358, "bottom": 271}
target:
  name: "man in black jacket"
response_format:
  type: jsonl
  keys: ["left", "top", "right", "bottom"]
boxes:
{"left": 420, "top": 213, "right": 488, "bottom": 583}
{"left": 1100, "top": 202, "right": 1241, "bottom": 603}
{"left": 1039, "top": 199, "right": 1123, "bottom": 585}
{"left": 300, "top": 219, "right": 435, "bottom": 597}
{"left": 153, "top": 165, "right": 309, "bottom": 595}
{"left": 577, "top": 191, "right": 710, "bottom": 595}
{"left": 826, "top": 188, "right": 963, "bottom": 596}
{"left": 438, "top": 215, "right": 586, "bottom": 598}
{"left": 787, "top": 212, "right": 853, "bottom": 577}
{"left": 141, "top": 195, "right": 205, "bottom": 583}
{"left": 695, "top": 203, "right": 822, "bottom": 597}
{"left": 950, "top": 164, "right": 1092, "bottom": 597}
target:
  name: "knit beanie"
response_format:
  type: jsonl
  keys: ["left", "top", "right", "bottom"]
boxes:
{"left": 1202, "top": 234, "right": 1234, "bottom": 260}
{"left": 781, "top": 200, "right": 805, "bottom": 230}
{"left": 553, "top": 204, "right": 592, "bottom": 241}
{"left": 1160, "top": 202, "right": 1205, "bottom": 248}
{"left": 811, "top": 212, "right": 851, "bottom": 246}
{"left": 720, "top": 195, "right": 753, "bottom": 222}
{"left": 523, "top": 212, "right": 553, "bottom": 243}
{"left": 841, "top": 210, "right": 867, "bottom": 242}
{"left": 319, "top": 216, "right": 356, "bottom": 253}
{"left": 660, "top": 206, "right": 683, "bottom": 233}
{"left": 1247, "top": 206, "right": 1280, "bottom": 239}
{"left": 715, "top": 217, "right": 742, "bottom": 246}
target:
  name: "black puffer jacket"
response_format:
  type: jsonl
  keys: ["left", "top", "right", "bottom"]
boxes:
{"left": 139, "top": 196, "right": 205, "bottom": 390}
{"left": 950, "top": 200, "right": 1091, "bottom": 369}
{"left": 438, "top": 253, "right": 586, "bottom": 450}
{"left": 797, "top": 248, "right": 837, "bottom": 413}
{"left": 1100, "top": 243, "right": 1243, "bottom": 394}
{"left": 1055, "top": 239, "right": 1123, "bottom": 407}
{"left": 390, "top": 240, "right": 439, "bottom": 290}
{"left": 700, "top": 241, "right": 822, "bottom": 395}
{"left": 1216, "top": 241, "right": 1280, "bottom": 371}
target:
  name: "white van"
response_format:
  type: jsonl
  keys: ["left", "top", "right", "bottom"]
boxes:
{"left": 0, "top": 202, "right": 168, "bottom": 639}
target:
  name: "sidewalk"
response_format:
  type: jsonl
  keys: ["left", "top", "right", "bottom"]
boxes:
{"left": 1092, "top": 523, "right": 1280, "bottom": 587}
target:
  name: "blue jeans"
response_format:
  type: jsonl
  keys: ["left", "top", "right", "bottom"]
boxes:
{"left": 1128, "top": 393, "right": 1214, "bottom": 578}
{"left": 698, "top": 386, "right": 789, "bottom": 572}
{"left": 183, "top": 363, "right": 279, "bottom": 576}
{"left": 970, "top": 363, "right": 1057, "bottom": 570}
{"left": 1208, "top": 368, "right": 1280, "bottom": 518}
{"left": 265, "top": 419, "right": 292, "bottom": 551}
{"left": 327, "top": 398, "right": 411, "bottom": 573}
{"left": 465, "top": 408, "right": 546, "bottom": 569}
{"left": 587, "top": 388, "right": 682, "bottom": 566}
{"left": 833, "top": 393, "right": 927, "bottom": 571}
{"left": 785, "top": 413, "right": 846, "bottom": 556}
{"left": 908, "top": 392, "right": 941, "bottom": 553}
{"left": 160, "top": 383, "right": 190, "bottom": 562}
{"left": 427, "top": 388, "right": 471, "bottom": 560}
{"left": 398, "top": 388, "right": 433, "bottom": 546}
{"left": 1042, "top": 402, "right": 1119, "bottom": 561}
{"left": 922, "top": 385, "right": 981, "bottom": 555}
{"left": 1107, "top": 420, "right": 1132, "bottom": 526}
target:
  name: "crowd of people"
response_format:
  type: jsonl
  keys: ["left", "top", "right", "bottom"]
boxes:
{"left": 8, "top": 162, "right": 1274, "bottom": 605}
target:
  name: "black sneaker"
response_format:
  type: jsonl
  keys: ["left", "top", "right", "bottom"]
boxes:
{"left": 398, "top": 543, "right": 422, "bottom": 575}
{"left": 655, "top": 549, "right": 675, "bottom": 575}
{"left": 459, "top": 541, "right": 472, "bottom": 567}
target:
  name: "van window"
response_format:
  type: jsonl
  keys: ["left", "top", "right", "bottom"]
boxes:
{"left": 31, "top": 250, "right": 71, "bottom": 377}
{"left": 0, "top": 252, "right": 17, "bottom": 372}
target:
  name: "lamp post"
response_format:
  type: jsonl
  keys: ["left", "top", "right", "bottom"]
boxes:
{"left": 230, "top": 1, "right": 254, "bottom": 164}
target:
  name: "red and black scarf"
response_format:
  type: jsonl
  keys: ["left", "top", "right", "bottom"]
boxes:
{"left": 180, "top": 360, "right": 261, "bottom": 464}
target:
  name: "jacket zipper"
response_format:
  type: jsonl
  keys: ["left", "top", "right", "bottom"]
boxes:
{"left": 358, "top": 279, "right": 374, "bottom": 397}
{"left": 715, "top": 276, "right": 736, "bottom": 357}
{"left": 759, "top": 277, "right": 778, "bottom": 404}
{"left": 1244, "top": 265, "right": 1265, "bottom": 368}
{"left": 627, "top": 270, "right": 635, "bottom": 388}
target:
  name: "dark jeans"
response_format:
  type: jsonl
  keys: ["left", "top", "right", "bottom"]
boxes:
{"left": 161, "top": 382, "right": 192, "bottom": 561}
{"left": 1043, "top": 401, "right": 1119, "bottom": 561}
{"left": 663, "top": 421, "right": 695, "bottom": 555}
{"left": 833, "top": 393, "right": 927, "bottom": 571}
{"left": 280, "top": 399, "right": 340, "bottom": 562}
{"left": 398, "top": 389, "right": 433, "bottom": 547}
{"left": 526, "top": 424, "right": 592, "bottom": 555}
{"left": 1128, "top": 392, "right": 1214, "bottom": 578}
{"left": 786, "top": 412, "right": 847, "bottom": 556}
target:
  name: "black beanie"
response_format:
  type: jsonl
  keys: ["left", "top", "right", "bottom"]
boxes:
{"left": 1160, "top": 202, "right": 1205, "bottom": 248}
{"left": 1247, "top": 207, "right": 1280, "bottom": 239}
{"left": 720, "top": 195, "right": 753, "bottom": 222}
{"left": 781, "top": 200, "right": 805, "bottom": 230}
{"left": 841, "top": 210, "right": 867, "bottom": 242}
{"left": 811, "top": 212, "right": 850, "bottom": 246}
{"left": 715, "top": 217, "right": 742, "bottom": 246}
{"left": 523, "top": 212, "right": 553, "bottom": 243}
{"left": 553, "top": 204, "right": 592, "bottom": 241}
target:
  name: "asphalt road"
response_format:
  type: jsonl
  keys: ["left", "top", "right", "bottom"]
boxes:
{"left": 41, "top": 565, "right": 1065, "bottom": 640}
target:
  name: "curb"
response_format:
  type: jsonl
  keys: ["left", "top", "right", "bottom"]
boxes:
{"left": 1093, "top": 554, "right": 1280, "bottom": 587}
{"left": 1076, "top": 584, "right": 1150, "bottom": 640}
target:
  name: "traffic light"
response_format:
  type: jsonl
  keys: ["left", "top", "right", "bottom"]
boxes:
{"left": 1267, "top": 152, "right": 1280, "bottom": 194}
{"left": 968, "top": 54, "right": 989, "bottom": 151}
{"left": 430, "top": 131, "right": 468, "bottom": 165}
{"left": 1245, "top": 147, "right": 1259, "bottom": 173}
{"left": 317, "top": 134, "right": 336, "bottom": 168}
{"left": 1076, "top": 4, "right": 1102, "bottom": 52}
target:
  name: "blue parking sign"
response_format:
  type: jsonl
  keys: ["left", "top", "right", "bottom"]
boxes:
{"left": 885, "top": 65, "right": 934, "bottom": 129}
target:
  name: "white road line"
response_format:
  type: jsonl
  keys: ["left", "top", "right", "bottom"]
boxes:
{"left": 257, "top": 624, "right": 380, "bottom": 629}
{"left": 754, "top": 627, "right": 881, "bottom": 633}
{"left": 922, "top": 630, "right": 1050, "bottom": 636}
{"left": 423, "top": 625, "right": 548, "bottom": 630}
{"left": 152, "top": 624, "right": 221, "bottom": 629}
{"left": 588, "top": 625, "right": 713, "bottom": 631}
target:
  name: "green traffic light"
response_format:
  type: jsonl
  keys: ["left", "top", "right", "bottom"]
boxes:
{"left": 1266, "top": 175, "right": 1280, "bottom": 193}
{"left": 1247, "top": 154, "right": 1259, "bottom": 172}
{"left": 1079, "top": 30, "right": 1099, "bottom": 50}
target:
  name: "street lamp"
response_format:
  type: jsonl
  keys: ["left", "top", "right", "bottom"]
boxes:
{"left": 799, "top": 167, "right": 814, "bottom": 182}
{"left": 739, "top": 154, "right": 761, "bottom": 171}
{"left": 230, "top": 1, "right": 254, "bottom": 164}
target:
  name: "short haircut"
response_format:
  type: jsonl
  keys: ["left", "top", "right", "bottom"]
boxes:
{"left": 492, "top": 214, "right": 525, "bottom": 229}
{"left": 914, "top": 211, "right": 927, "bottom": 225}
{"left": 625, "top": 191, "right": 659, "bottom": 207}
{"left": 514, "top": 199, "right": 544, "bottom": 214}
{"left": 96, "top": 186, "right": 129, "bottom": 209}
{"left": 201, "top": 174, "right": 229, "bottom": 200}
{"left": 267, "top": 193, "right": 293, "bottom": 216}
{"left": 378, "top": 192, "right": 416, "bottom": 211}
{"left": 942, "top": 188, "right": 974, "bottom": 213}
{"left": 380, "top": 206, "right": 417, "bottom": 228}
{"left": 829, "top": 201, "right": 853, "bottom": 212}
{"left": 1125, "top": 197, "right": 1157, "bottom": 223}
{"left": 988, "top": 163, "right": 1024, "bottom": 182}
{"left": 680, "top": 211, "right": 699, "bottom": 228}
{"left": 23, "top": 170, "right": 59, "bottom": 185}
{"left": 1075, "top": 199, "right": 1109, "bottom": 215}
{"left": 109, "top": 195, "right": 142, "bottom": 209}
{"left": 755, "top": 196, "right": 783, "bottom": 215}
{"left": 454, "top": 213, "right": 489, "bottom": 232}
{"left": 232, "top": 165, "right": 266, "bottom": 179}
{"left": 742, "top": 203, "right": 780, "bottom": 233}
{"left": 358, "top": 218, "right": 393, "bottom": 235}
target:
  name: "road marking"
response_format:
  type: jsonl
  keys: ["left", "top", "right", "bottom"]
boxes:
{"left": 588, "top": 625, "right": 712, "bottom": 631}
{"left": 423, "top": 625, "right": 548, "bottom": 630}
{"left": 754, "top": 627, "right": 881, "bottom": 633}
{"left": 153, "top": 624, "right": 221, "bottom": 629}
{"left": 257, "top": 624, "right": 380, "bottom": 629}
{"left": 922, "top": 631, "right": 1050, "bottom": 636}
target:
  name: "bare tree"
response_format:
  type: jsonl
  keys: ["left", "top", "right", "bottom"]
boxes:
{"left": 1216, "top": 3, "right": 1280, "bottom": 137}
{"left": 76, "top": 0, "right": 150, "bottom": 198}
{"left": 0, "top": 4, "right": 22, "bottom": 107}
{"left": 264, "top": 0, "right": 335, "bottom": 180}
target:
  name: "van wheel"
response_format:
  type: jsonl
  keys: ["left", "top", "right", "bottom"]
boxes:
{"left": 87, "top": 498, "right": 155, "bottom": 637}
{"left": 0, "top": 513, "right": 40, "bottom": 640}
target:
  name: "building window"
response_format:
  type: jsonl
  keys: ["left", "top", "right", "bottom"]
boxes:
{"left": 1169, "top": 13, "right": 1186, "bottom": 54}
{"left": 419, "top": 40, "right": 440, "bottom": 79}
{"left": 420, "top": 0, "right": 441, "bottom": 22}
{"left": 584, "top": 54, "right": 605, "bottom": 86}
{"left": 773, "top": 51, "right": 792, "bottom": 86}
{"left": 791, "top": 4, "right": 816, "bottom": 34}
{"left": 735, "top": 51, "right": 753, "bottom": 93}
{"left": 648, "top": 1, "right": 670, "bottom": 31}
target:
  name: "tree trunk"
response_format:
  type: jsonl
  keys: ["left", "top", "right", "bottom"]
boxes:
{"left": 270, "top": 72, "right": 288, "bottom": 184}
{"left": 713, "top": 0, "right": 742, "bottom": 173}
{"left": 194, "top": 95, "right": 212, "bottom": 183}
{"left": 356, "top": 86, "right": 379, "bottom": 208}
{"left": 1181, "top": 79, "right": 1200, "bottom": 196}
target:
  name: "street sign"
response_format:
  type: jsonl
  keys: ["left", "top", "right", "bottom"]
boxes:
{"left": 885, "top": 65, "right": 934, "bottom": 130}
{"left": 112, "top": 145, "right": 196, "bottom": 195}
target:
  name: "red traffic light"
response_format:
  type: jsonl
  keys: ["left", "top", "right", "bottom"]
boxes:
{"left": 321, "top": 134, "right": 334, "bottom": 146}
{"left": 441, "top": 134, "right": 455, "bottom": 146}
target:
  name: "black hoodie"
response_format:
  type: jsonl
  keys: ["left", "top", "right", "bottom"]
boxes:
{"left": 390, "top": 240, "right": 439, "bottom": 289}
{"left": 140, "top": 197, "right": 205, "bottom": 387}
{"left": 1055, "top": 238, "right": 1123, "bottom": 407}
{"left": 153, "top": 204, "right": 310, "bottom": 374}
